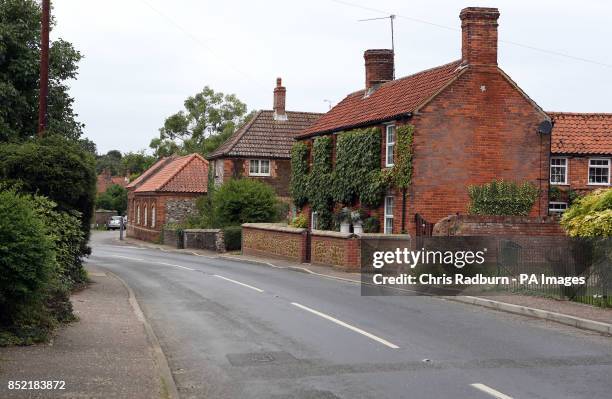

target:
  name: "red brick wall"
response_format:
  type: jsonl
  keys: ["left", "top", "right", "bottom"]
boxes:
{"left": 551, "top": 156, "right": 611, "bottom": 200}
{"left": 405, "top": 66, "right": 550, "bottom": 234}
{"left": 215, "top": 157, "right": 292, "bottom": 199}
{"left": 242, "top": 224, "right": 308, "bottom": 263}
{"left": 433, "top": 215, "right": 566, "bottom": 237}
{"left": 310, "top": 232, "right": 360, "bottom": 271}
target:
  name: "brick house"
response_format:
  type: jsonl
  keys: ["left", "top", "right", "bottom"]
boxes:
{"left": 207, "top": 78, "right": 322, "bottom": 202}
{"left": 96, "top": 169, "right": 129, "bottom": 195}
{"left": 126, "top": 153, "right": 209, "bottom": 242}
{"left": 296, "top": 7, "right": 558, "bottom": 236}
{"left": 548, "top": 113, "right": 612, "bottom": 213}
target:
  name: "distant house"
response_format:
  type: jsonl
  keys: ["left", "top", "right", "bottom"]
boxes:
{"left": 125, "top": 154, "right": 209, "bottom": 242}
{"left": 207, "top": 78, "right": 322, "bottom": 201}
{"left": 548, "top": 113, "right": 612, "bottom": 213}
{"left": 295, "top": 7, "right": 611, "bottom": 235}
{"left": 96, "top": 169, "right": 129, "bottom": 194}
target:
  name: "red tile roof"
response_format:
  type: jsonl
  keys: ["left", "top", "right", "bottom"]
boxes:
{"left": 207, "top": 110, "right": 322, "bottom": 159}
{"left": 298, "top": 60, "right": 464, "bottom": 137}
{"left": 126, "top": 157, "right": 170, "bottom": 189}
{"left": 549, "top": 112, "right": 612, "bottom": 155}
{"left": 134, "top": 154, "right": 209, "bottom": 193}
{"left": 97, "top": 173, "right": 128, "bottom": 194}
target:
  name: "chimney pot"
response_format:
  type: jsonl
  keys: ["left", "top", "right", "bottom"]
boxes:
{"left": 364, "top": 49, "right": 394, "bottom": 91}
{"left": 460, "top": 7, "right": 500, "bottom": 66}
{"left": 273, "top": 77, "right": 287, "bottom": 120}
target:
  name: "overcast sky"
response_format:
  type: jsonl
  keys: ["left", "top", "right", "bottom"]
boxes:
{"left": 52, "top": 0, "right": 612, "bottom": 154}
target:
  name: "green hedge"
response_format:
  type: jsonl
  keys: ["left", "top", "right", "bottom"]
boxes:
{"left": 468, "top": 180, "right": 539, "bottom": 216}
{"left": 223, "top": 226, "right": 242, "bottom": 251}
{"left": 561, "top": 188, "right": 612, "bottom": 237}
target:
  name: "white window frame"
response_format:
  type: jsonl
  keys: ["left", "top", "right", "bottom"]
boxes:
{"left": 311, "top": 211, "right": 318, "bottom": 230}
{"left": 144, "top": 204, "right": 148, "bottom": 227}
{"left": 548, "top": 201, "right": 568, "bottom": 214}
{"left": 136, "top": 205, "right": 141, "bottom": 225}
{"left": 385, "top": 124, "right": 396, "bottom": 167}
{"left": 549, "top": 157, "right": 568, "bottom": 185}
{"left": 249, "top": 159, "right": 271, "bottom": 176}
{"left": 151, "top": 204, "right": 156, "bottom": 228}
{"left": 588, "top": 158, "right": 610, "bottom": 185}
{"left": 384, "top": 195, "right": 394, "bottom": 234}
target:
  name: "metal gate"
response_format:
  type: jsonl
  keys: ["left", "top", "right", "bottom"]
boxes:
{"left": 415, "top": 213, "right": 434, "bottom": 236}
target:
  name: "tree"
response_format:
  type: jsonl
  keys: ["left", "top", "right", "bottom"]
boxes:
{"left": 0, "top": 135, "right": 96, "bottom": 241}
{"left": 212, "top": 178, "right": 278, "bottom": 227}
{"left": 120, "top": 151, "right": 156, "bottom": 178}
{"left": 95, "top": 150, "right": 123, "bottom": 175}
{"left": 0, "top": 0, "right": 84, "bottom": 142}
{"left": 96, "top": 184, "right": 128, "bottom": 215}
{"left": 150, "top": 87, "right": 250, "bottom": 157}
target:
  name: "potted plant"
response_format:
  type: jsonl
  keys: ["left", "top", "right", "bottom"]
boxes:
{"left": 335, "top": 207, "right": 352, "bottom": 233}
{"left": 351, "top": 208, "right": 367, "bottom": 235}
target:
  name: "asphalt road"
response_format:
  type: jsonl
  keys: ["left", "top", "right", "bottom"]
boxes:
{"left": 88, "top": 231, "right": 612, "bottom": 399}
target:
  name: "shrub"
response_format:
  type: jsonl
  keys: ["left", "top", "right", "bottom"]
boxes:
{"left": 0, "top": 190, "right": 56, "bottom": 345}
{"left": 213, "top": 178, "right": 277, "bottom": 226}
{"left": 274, "top": 201, "right": 290, "bottom": 222}
{"left": 363, "top": 216, "right": 381, "bottom": 233}
{"left": 289, "top": 213, "right": 308, "bottom": 228}
{"left": 290, "top": 142, "right": 309, "bottom": 208}
{"left": 468, "top": 180, "right": 539, "bottom": 216}
{"left": 0, "top": 135, "right": 96, "bottom": 243}
{"left": 96, "top": 184, "right": 128, "bottom": 215}
{"left": 561, "top": 188, "right": 612, "bottom": 237}
{"left": 222, "top": 226, "right": 242, "bottom": 251}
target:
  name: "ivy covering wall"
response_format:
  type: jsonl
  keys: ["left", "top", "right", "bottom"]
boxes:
{"left": 288, "top": 124, "right": 415, "bottom": 230}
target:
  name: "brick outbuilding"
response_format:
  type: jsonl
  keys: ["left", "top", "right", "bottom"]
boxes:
{"left": 126, "top": 153, "right": 208, "bottom": 242}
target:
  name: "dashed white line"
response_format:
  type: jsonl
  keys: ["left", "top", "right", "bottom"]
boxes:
{"left": 291, "top": 302, "right": 399, "bottom": 349}
{"left": 214, "top": 275, "right": 264, "bottom": 293}
{"left": 156, "top": 262, "right": 195, "bottom": 271}
{"left": 110, "top": 255, "right": 145, "bottom": 261}
{"left": 471, "top": 383, "right": 513, "bottom": 399}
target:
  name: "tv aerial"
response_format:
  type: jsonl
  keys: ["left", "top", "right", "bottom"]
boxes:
{"left": 358, "top": 14, "right": 396, "bottom": 78}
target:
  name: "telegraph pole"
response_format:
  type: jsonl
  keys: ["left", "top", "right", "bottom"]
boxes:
{"left": 37, "top": 0, "right": 50, "bottom": 137}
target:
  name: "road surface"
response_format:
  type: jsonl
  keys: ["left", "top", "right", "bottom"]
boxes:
{"left": 88, "top": 231, "right": 612, "bottom": 399}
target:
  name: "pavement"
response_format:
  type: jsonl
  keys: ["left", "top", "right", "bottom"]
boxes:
{"left": 87, "top": 231, "right": 611, "bottom": 399}
{"left": 0, "top": 264, "right": 171, "bottom": 399}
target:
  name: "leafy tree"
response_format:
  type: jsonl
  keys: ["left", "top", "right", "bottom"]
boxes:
{"left": 120, "top": 151, "right": 155, "bottom": 177}
{"left": 0, "top": 0, "right": 84, "bottom": 142}
{"left": 561, "top": 188, "right": 612, "bottom": 237}
{"left": 150, "top": 87, "right": 250, "bottom": 157}
{"left": 95, "top": 150, "right": 123, "bottom": 175}
{"left": 96, "top": 184, "right": 128, "bottom": 215}
{"left": 0, "top": 135, "right": 96, "bottom": 242}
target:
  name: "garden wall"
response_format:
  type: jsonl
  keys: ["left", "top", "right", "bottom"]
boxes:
{"left": 162, "top": 228, "right": 182, "bottom": 248}
{"left": 433, "top": 215, "right": 566, "bottom": 237}
{"left": 242, "top": 223, "right": 308, "bottom": 263}
{"left": 310, "top": 231, "right": 361, "bottom": 271}
{"left": 184, "top": 229, "right": 225, "bottom": 252}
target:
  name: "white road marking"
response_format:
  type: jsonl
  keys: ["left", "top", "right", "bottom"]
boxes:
{"left": 470, "top": 383, "right": 514, "bottom": 399}
{"left": 214, "top": 275, "right": 264, "bottom": 293}
{"left": 291, "top": 302, "right": 399, "bottom": 349}
{"left": 156, "top": 262, "right": 195, "bottom": 271}
{"left": 110, "top": 255, "right": 145, "bottom": 261}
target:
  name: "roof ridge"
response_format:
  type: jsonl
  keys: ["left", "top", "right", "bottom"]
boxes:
{"left": 548, "top": 112, "right": 612, "bottom": 116}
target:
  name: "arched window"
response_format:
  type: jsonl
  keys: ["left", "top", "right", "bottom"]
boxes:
{"left": 136, "top": 204, "right": 141, "bottom": 225}
{"left": 144, "top": 204, "right": 148, "bottom": 227}
{"left": 151, "top": 205, "right": 156, "bottom": 228}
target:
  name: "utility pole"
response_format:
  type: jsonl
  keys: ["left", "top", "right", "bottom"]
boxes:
{"left": 37, "top": 0, "right": 50, "bottom": 137}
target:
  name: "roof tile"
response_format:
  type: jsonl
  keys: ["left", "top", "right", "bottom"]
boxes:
{"left": 134, "top": 154, "right": 209, "bottom": 193}
{"left": 550, "top": 113, "right": 612, "bottom": 155}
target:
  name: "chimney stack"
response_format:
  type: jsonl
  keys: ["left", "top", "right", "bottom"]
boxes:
{"left": 364, "top": 49, "right": 394, "bottom": 91}
{"left": 460, "top": 7, "right": 500, "bottom": 66}
{"left": 273, "top": 77, "right": 287, "bottom": 120}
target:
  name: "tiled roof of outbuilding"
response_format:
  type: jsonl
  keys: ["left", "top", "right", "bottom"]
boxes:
{"left": 133, "top": 153, "right": 208, "bottom": 193}
{"left": 207, "top": 110, "right": 322, "bottom": 159}
{"left": 549, "top": 112, "right": 612, "bottom": 155}
{"left": 298, "top": 60, "right": 464, "bottom": 137}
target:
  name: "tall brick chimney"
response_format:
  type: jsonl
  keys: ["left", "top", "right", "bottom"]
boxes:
{"left": 273, "top": 77, "right": 287, "bottom": 120}
{"left": 460, "top": 7, "right": 500, "bottom": 66}
{"left": 364, "top": 49, "right": 394, "bottom": 91}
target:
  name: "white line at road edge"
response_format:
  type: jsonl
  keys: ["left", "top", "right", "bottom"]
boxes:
{"left": 471, "top": 383, "right": 514, "bottom": 399}
{"left": 156, "top": 262, "right": 195, "bottom": 271}
{"left": 214, "top": 275, "right": 264, "bottom": 293}
{"left": 291, "top": 302, "right": 399, "bottom": 349}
